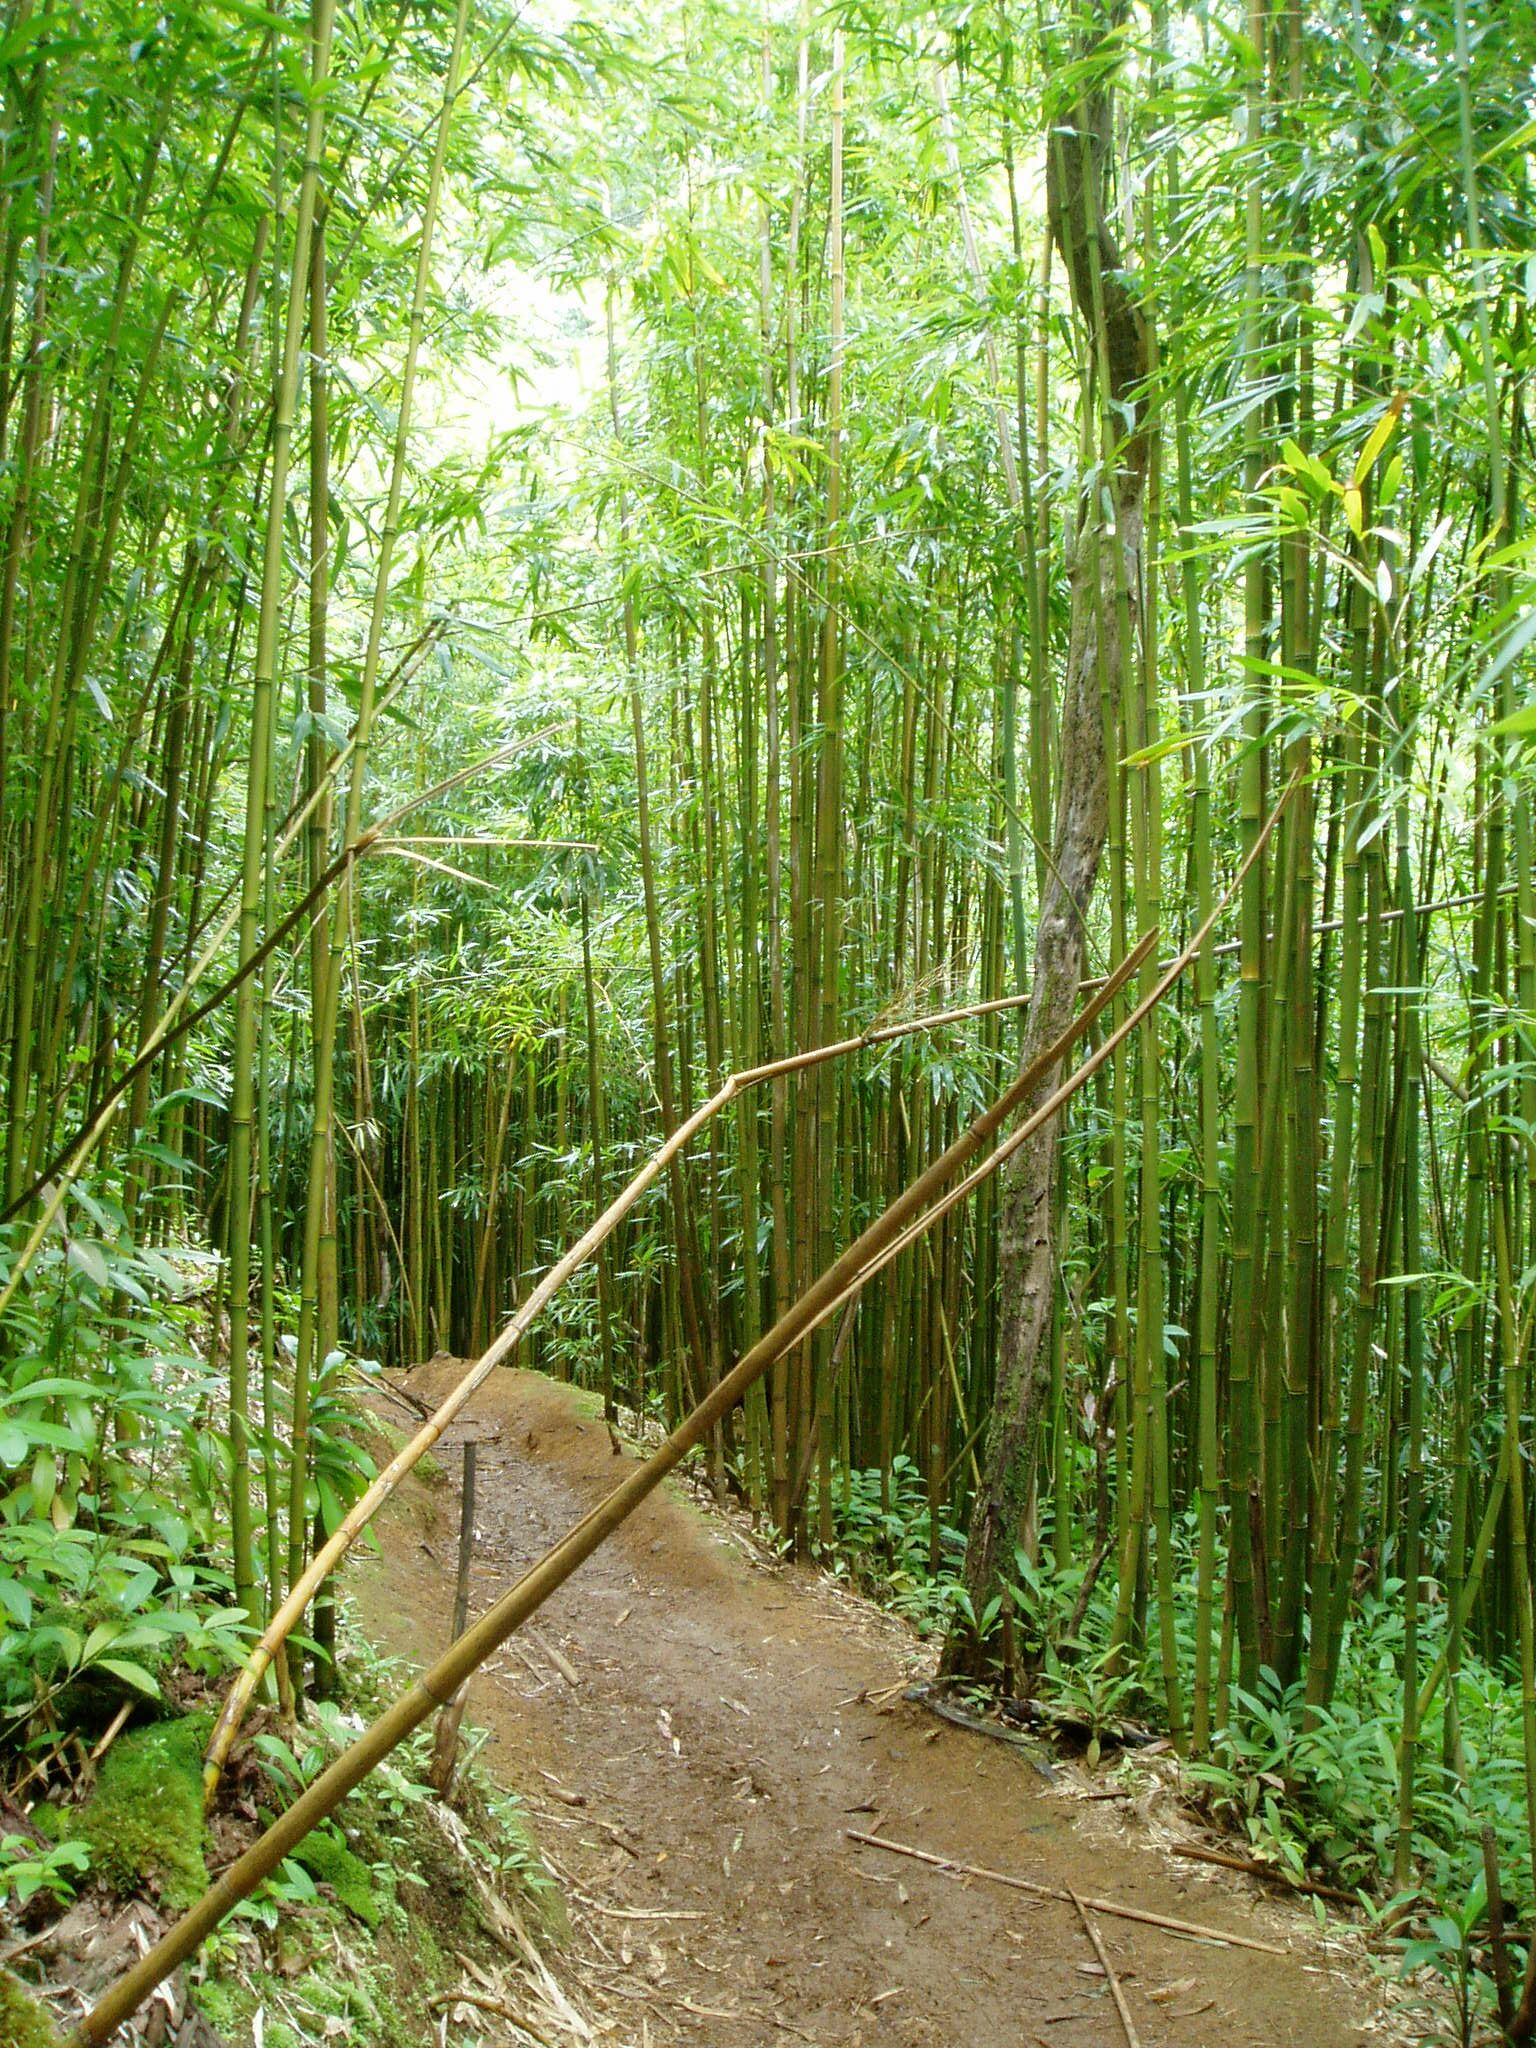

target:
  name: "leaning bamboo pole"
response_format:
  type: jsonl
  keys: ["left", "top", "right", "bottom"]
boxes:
{"left": 76, "top": 935, "right": 1154, "bottom": 2048}
{"left": 203, "top": 976, "right": 1111, "bottom": 1796}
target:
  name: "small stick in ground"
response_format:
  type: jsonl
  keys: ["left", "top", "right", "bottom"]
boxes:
{"left": 528, "top": 1625, "right": 580, "bottom": 1687}
{"left": 429, "top": 1441, "right": 478, "bottom": 1795}
{"left": 508, "top": 1637, "right": 554, "bottom": 1689}
{"left": 539, "top": 1771, "right": 587, "bottom": 1807}
{"left": 1067, "top": 1886, "right": 1143, "bottom": 2048}
{"left": 845, "top": 1828, "right": 1287, "bottom": 1956}
{"left": 87, "top": 1700, "right": 134, "bottom": 1766}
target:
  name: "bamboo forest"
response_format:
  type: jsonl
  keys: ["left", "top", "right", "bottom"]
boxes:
{"left": 2, "top": 0, "right": 1535, "bottom": 2041}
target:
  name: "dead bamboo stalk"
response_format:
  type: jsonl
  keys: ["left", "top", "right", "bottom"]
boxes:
{"left": 1168, "top": 1838, "right": 1354, "bottom": 1907}
{"left": 1068, "top": 1886, "right": 1144, "bottom": 2048}
{"left": 1482, "top": 1825, "right": 1515, "bottom": 2030}
{"left": 847, "top": 1830, "right": 1286, "bottom": 1957}
{"left": 201, "top": 976, "right": 1079, "bottom": 1798}
{"left": 69, "top": 933, "right": 1153, "bottom": 2047}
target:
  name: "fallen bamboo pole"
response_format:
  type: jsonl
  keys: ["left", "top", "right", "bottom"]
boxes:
{"left": 202, "top": 975, "right": 1087, "bottom": 1798}
{"left": 847, "top": 1830, "right": 1286, "bottom": 1957}
{"left": 69, "top": 933, "right": 1152, "bottom": 2047}
{"left": 1168, "top": 1838, "right": 1356, "bottom": 1906}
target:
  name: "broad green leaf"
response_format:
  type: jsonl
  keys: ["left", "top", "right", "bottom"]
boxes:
{"left": 97, "top": 1658, "right": 162, "bottom": 1698}
{"left": 1480, "top": 612, "right": 1536, "bottom": 700}
{"left": 67, "top": 1239, "right": 111, "bottom": 1289}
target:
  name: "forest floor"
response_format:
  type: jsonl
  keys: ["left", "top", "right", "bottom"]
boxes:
{"left": 354, "top": 1361, "right": 1405, "bottom": 2048}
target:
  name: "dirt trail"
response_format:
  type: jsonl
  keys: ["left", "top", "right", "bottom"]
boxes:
{"left": 355, "top": 1364, "right": 1393, "bottom": 2048}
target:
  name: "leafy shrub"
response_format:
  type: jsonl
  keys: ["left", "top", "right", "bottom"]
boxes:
{"left": 0, "top": 1833, "right": 90, "bottom": 1912}
{"left": 828, "top": 1455, "right": 968, "bottom": 1634}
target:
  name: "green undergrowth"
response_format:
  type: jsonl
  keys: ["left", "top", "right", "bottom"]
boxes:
{"left": 826, "top": 1464, "right": 1534, "bottom": 2043}
{"left": 190, "top": 1746, "right": 555, "bottom": 2048}
{"left": 5, "top": 1645, "right": 557, "bottom": 2048}
{"left": 184, "top": 1646, "right": 559, "bottom": 2048}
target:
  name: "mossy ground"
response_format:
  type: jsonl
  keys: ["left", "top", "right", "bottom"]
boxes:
{"left": 74, "top": 1711, "right": 211, "bottom": 1913}
{"left": 292, "top": 1825, "right": 381, "bottom": 1927}
{"left": 0, "top": 1970, "right": 64, "bottom": 2048}
{"left": 12, "top": 1639, "right": 552, "bottom": 2047}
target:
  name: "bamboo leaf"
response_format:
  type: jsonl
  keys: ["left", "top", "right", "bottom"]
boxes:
{"left": 1351, "top": 395, "right": 1405, "bottom": 488}
{"left": 1480, "top": 611, "right": 1536, "bottom": 700}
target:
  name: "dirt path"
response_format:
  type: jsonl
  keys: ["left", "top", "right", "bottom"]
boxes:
{"left": 355, "top": 1364, "right": 1394, "bottom": 2048}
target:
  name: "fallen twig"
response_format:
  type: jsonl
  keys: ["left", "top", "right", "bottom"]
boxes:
{"left": 1067, "top": 1886, "right": 1143, "bottom": 2048}
{"left": 359, "top": 1366, "right": 433, "bottom": 1419}
{"left": 0, "top": 1929, "right": 53, "bottom": 1967}
{"left": 846, "top": 1829, "right": 1287, "bottom": 1956}
{"left": 508, "top": 1638, "right": 555, "bottom": 1689}
{"left": 1168, "top": 1838, "right": 1356, "bottom": 1908}
{"left": 539, "top": 1772, "right": 587, "bottom": 1808}
{"left": 529, "top": 1626, "right": 580, "bottom": 1688}
{"left": 581, "top": 1902, "right": 704, "bottom": 1923}
{"left": 428, "top": 1987, "right": 551, "bottom": 2043}
{"left": 87, "top": 1701, "right": 134, "bottom": 1766}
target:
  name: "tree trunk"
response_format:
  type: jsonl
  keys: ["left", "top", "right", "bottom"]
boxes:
{"left": 944, "top": 2, "right": 1149, "bottom": 1677}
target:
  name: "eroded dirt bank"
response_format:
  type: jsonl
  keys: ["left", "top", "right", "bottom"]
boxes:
{"left": 354, "top": 1363, "right": 1396, "bottom": 2048}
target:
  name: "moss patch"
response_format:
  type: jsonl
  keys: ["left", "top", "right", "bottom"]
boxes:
{"left": 293, "top": 1828, "right": 382, "bottom": 1927}
{"left": 0, "top": 1970, "right": 64, "bottom": 2048}
{"left": 75, "top": 1713, "right": 210, "bottom": 1913}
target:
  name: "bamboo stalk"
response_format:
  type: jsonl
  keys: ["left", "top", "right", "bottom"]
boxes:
{"left": 1068, "top": 1887, "right": 1144, "bottom": 2048}
{"left": 224, "top": 0, "right": 338, "bottom": 1619}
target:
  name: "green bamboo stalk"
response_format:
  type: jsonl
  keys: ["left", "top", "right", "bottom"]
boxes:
{"left": 1226, "top": 0, "right": 1270, "bottom": 1694}
{"left": 1392, "top": 807, "right": 1427, "bottom": 1892}
{"left": 287, "top": 0, "right": 472, "bottom": 1602}
{"left": 1162, "top": 67, "right": 1219, "bottom": 1746}
{"left": 224, "top": 0, "right": 337, "bottom": 1620}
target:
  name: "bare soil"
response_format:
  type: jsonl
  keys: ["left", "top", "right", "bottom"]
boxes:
{"left": 354, "top": 1363, "right": 1400, "bottom": 2048}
